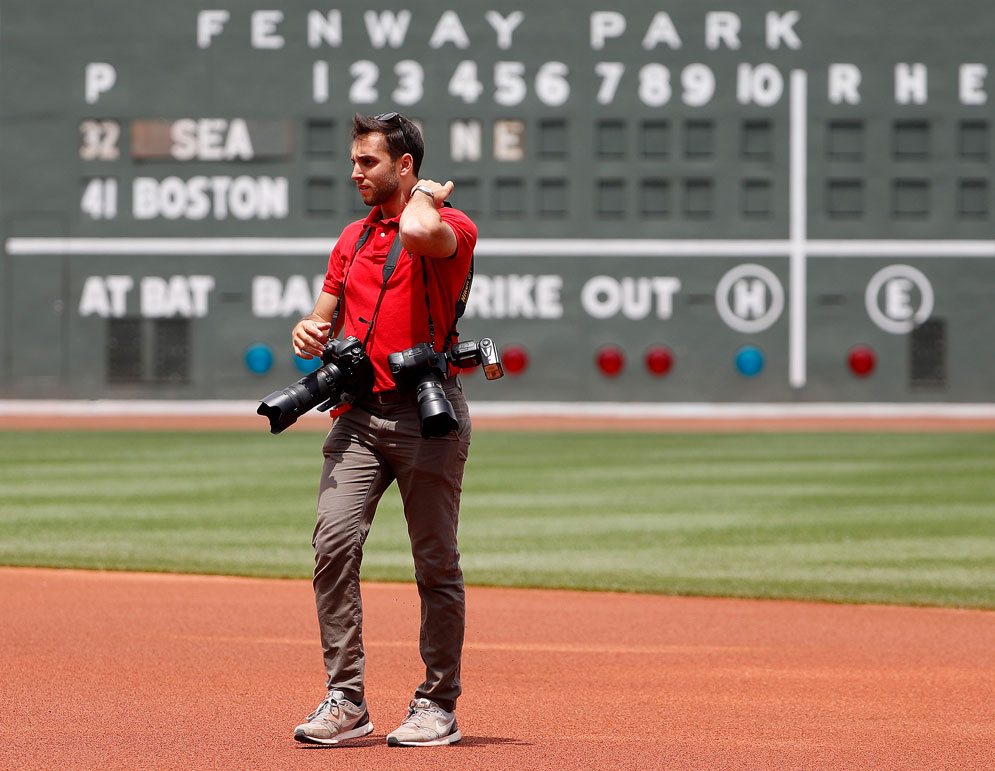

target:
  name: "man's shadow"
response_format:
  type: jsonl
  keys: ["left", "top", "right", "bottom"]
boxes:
{"left": 297, "top": 735, "right": 530, "bottom": 749}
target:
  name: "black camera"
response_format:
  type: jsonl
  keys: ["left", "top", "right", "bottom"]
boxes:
{"left": 388, "top": 338, "right": 504, "bottom": 439}
{"left": 257, "top": 336, "right": 373, "bottom": 434}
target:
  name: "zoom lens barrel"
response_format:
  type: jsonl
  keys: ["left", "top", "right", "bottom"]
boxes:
{"left": 414, "top": 375, "right": 458, "bottom": 438}
{"left": 257, "top": 364, "right": 342, "bottom": 434}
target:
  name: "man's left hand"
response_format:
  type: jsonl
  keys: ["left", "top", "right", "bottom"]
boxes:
{"left": 413, "top": 179, "right": 454, "bottom": 207}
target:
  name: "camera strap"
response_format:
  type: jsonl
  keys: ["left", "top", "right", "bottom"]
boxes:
{"left": 360, "top": 232, "right": 405, "bottom": 349}
{"left": 449, "top": 256, "right": 473, "bottom": 351}
{"left": 331, "top": 224, "right": 405, "bottom": 348}
{"left": 330, "top": 225, "right": 372, "bottom": 330}
{"left": 421, "top": 255, "right": 473, "bottom": 352}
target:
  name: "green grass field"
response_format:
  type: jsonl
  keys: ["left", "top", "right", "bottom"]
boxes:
{"left": 1, "top": 430, "right": 993, "bottom": 608}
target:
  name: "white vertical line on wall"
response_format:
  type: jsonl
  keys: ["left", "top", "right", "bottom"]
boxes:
{"left": 789, "top": 69, "right": 808, "bottom": 389}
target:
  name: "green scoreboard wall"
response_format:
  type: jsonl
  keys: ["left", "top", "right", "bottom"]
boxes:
{"left": 2, "top": 0, "right": 993, "bottom": 403}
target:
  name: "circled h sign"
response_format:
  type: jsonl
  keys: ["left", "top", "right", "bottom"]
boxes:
{"left": 864, "top": 264, "right": 934, "bottom": 334}
{"left": 715, "top": 264, "right": 785, "bottom": 333}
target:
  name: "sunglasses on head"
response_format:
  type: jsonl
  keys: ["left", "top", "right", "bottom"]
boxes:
{"left": 374, "top": 112, "right": 402, "bottom": 124}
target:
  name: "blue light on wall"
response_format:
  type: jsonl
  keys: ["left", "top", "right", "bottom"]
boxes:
{"left": 735, "top": 345, "right": 765, "bottom": 377}
{"left": 245, "top": 344, "right": 274, "bottom": 374}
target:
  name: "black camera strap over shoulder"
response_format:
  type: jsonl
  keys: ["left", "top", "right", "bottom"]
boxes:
{"left": 422, "top": 255, "right": 473, "bottom": 352}
{"left": 357, "top": 227, "right": 405, "bottom": 349}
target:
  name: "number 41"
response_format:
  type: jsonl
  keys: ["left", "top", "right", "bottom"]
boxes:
{"left": 81, "top": 178, "right": 118, "bottom": 220}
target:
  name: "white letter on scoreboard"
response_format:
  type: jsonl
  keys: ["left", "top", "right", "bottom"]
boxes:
{"left": 960, "top": 64, "right": 988, "bottom": 105}
{"left": 494, "top": 121, "right": 525, "bottom": 161}
{"left": 765, "top": 11, "right": 801, "bottom": 50}
{"left": 828, "top": 63, "right": 861, "bottom": 104}
{"left": 705, "top": 12, "right": 741, "bottom": 50}
{"left": 642, "top": 12, "right": 682, "bottom": 50}
{"left": 364, "top": 10, "right": 412, "bottom": 49}
{"left": 450, "top": 120, "right": 482, "bottom": 161}
{"left": 885, "top": 278, "right": 914, "bottom": 321}
{"left": 252, "top": 11, "right": 285, "bottom": 49}
{"left": 895, "top": 63, "right": 928, "bottom": 104}
{"left": 429, "top": 10, "right": 471, "bottom": 49}
{"left": 132, "top": 178, "right": 158, "bottom": 220}
{"left": 734, "top": 279, "right": 767, "bottom": 319}
{"left": 581, "top": 276, "right": 621, "bottom": 319}
{"left": 590, "top": 12, "right": 626, "bottom": 50}
{"left": 308, "top": 10, "right": 342, "bottom": 48}
{"left": 85, "top": 63, "right": 116, "bottom": 104}
{"left": 536, "top": 275, "right": 564, "bottom": 319}
{"left": 197, "top": 10, "right": 229, "bottom": 48}
{"left": 652, "top": 277, "right": 681, "bottom": 319}
{"left": 485, "top": 11, "right": 524, "bottom": 50}
{"left": 252, "top": 276, "right": 282, "bottom": 317}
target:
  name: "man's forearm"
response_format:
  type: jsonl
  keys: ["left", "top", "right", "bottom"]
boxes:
{"left": 399, "top": 179, "right": 457, "bottom": 258}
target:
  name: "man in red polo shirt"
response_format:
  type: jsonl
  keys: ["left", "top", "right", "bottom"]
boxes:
{"left": 290, "top": 113, "right": 476, "bottom": 748}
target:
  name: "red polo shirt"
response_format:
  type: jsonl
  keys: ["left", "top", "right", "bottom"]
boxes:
{"left": 323, "top": 205, "right": 477, "bottom": 392}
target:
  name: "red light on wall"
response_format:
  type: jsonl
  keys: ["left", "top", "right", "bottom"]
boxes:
{"left": 596, "top": 345, "right": 625, "bottom": 377}
{"left": 644, "top": 345, "right": 674, "bottom": 376}
{"left": 848, "top": 344, "right": 876, "bottom": 377}
{"left": 501, "top": 344, "right": 529, "bottom": 376}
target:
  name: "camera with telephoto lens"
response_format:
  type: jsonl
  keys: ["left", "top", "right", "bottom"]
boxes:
{"left": 388, "top": 337, "right": 504, "bottom": 439}
{"left": 257, "top": 336, "right": 373, "bottom": 434}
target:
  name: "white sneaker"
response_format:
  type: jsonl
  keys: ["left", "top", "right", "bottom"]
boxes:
{"left": 386, "top": 697, "right": 462, "bottom": 747}
{"left": 293, "top": 690, "right": 374, "bottom": 745}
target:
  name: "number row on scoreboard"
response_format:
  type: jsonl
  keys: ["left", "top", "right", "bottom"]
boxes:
{"left": 81, "top": 116, "right": 991, "bottom": 168}
{"left": 312, "top": 60, "right": 762, "bottom": 109}
{"left": 77, "top": 172, "right": 989, "bottom": 223}
{"left": 80, "top": 119, "right": 294, "bottom": 162}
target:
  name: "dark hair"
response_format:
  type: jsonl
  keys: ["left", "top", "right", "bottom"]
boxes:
{"left": 352, "top": 113, "right": 425, "bottom": 176}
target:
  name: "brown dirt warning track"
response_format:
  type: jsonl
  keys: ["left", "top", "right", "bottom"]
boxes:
{"left": 1, "top": 567, "right": 993, "bottom": 771}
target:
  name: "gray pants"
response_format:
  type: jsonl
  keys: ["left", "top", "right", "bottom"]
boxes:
{"left": 311, "top": 379, "right": 470, "bottom": 713}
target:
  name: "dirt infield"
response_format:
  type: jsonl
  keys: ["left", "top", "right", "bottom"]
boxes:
{"left": 2, "top": 568, "right": 993, "bottom": 771}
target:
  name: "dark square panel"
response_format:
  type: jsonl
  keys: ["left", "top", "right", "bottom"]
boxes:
{"left": 538, "top": 119, "right": 568, "bottom": 159}
{"left": 958, "top": 120, "right": 989, "bottom": 160}
{"left": 891, "top": 178, "right": 930, "bottom": 218}
{"left": 640, "top": 179, "right": 671, "bottom": 217}
{"left": 683, "top": 178, "right": 713, "bottom": 218}
{"left": 892, "top": 120, "right": 930, "bottom": 160}
{"left": 596, "top": 120, "right": 627, "bottom": 158}
{"left": 957, "top": 178, "right": 988, "bottom": 218}
{"left": 827, "top": 120, "right": 864, "bottom": 160}
{"left": 495, "top": 178, "right": 525, "bottom": 216}
{"left": 538, "top": 178, "right": 567, "bottom": 217}
{"left": 684, "top": 120, "right": 714, "bottom": 158}
{"left": 741, "top": 120, "right": 772, "bottom": 160}
{"left": 826, "top": 179, "right": 864, "bottom": 218}
{"left": 306, "top": 120, "right": 336, "bottom": 156}
{"left": 741, "top": 178, "right": 772, "bottom": 218}
{"left": 451, "top": 179, "right": 481, "bottom": 215}
{"left": 640, "top": 120, "right": 670, "bottom": 158}
{"left": 596, "top": 179, "right": 626, "bottom": 218}
{"left": 305, "top": 178, "right": 335, "bottom": 215}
